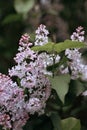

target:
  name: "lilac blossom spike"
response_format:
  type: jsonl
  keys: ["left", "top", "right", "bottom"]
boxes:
{"left": 9, "top": 33, "right": 51, "bottom": 120}
{"left": 35, "top": 24, "right": 60, "bottom": 75}
{"left": 35, "top": 24, "right": 49, "bottom": 45}
{"left": 64, "top": 26, "right": 87, "bottom": 80}
{"left": 71, "top": 26, "right": 85, "bottom": 42}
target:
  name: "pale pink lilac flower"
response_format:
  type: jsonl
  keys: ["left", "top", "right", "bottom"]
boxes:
{"left": 65, "top": 26, "right": 87, "bottom": 80}
{"left": 0, "top": 27, "right": 52, "bottom": 130}
{"left": 14, "top": 34, "right": 36, "bottom": 64}
{"left": 35, "top": 24, "right": 60, "bottom": 75}
{"left": 65, "top": 48, "right": 81, "bottom": 60}
{"left": 9, "top": 61, "right": 28, "bottom": 78}
{"left": 9, "top": 33, "right": 51, "bottom": 116}
{"left": 59, "top": 65, "right": 69, "bottom": 74}
{"left": 0, "top": 73, "right": 29, "bottom": 130}
{"left": 71, "top": 26, "right": 85, "bottom": 42}
{"left": 0, "top": 113, "right": 11, "bottom": 130}
{"left": 35, "top": 24, "right": 49, "bottom": 46}
{"left": 26, "top": 97, "right": 45, "bottom": 115}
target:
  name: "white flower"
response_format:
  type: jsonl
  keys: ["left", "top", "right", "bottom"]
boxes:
{"left": 63, "top": 26, "right": 87, "bottom": 80}
{"left": 35, "top": 24, "right": 49, "bottom": 46}
{"left": 26, "top": 97, "right": 45, "bottom": 115}
{"left": 71, "top": 26, "right": 85, "bottom": 42}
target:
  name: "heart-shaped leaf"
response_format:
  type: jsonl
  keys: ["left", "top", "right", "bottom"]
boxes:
{"left": 14, "top": 0, "right": 35, "bottom": 14}
{"left": 61, "top": 117, "right": 81, "bottom": 130}
{"left": 49, "top": 74, "right": 70, "bottom": 103}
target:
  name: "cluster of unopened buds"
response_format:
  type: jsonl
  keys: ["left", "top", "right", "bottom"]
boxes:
{"left": 0, "top": 24, "right": 87, "bottom": 130}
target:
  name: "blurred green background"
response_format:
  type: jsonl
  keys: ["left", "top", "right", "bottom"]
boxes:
{"left": 0, "top": 0, "right": 87, "bottom": 74}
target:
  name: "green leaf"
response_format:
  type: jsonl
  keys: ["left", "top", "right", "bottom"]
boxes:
{"left": 2, "top": 14, "right": 22, "bottom": 24}
{"left": 54, "top": 40, "right": 86, "bottom": 53}
{"left": 32, "top": 40, "right": 86, "bottom": 54}
{"left": 61, "top": 117, "right": 81, "bottom": 130}
{"left": 32, "top": 42, "right": 54, "bottom": 53}
{"left": 69, "top": 80, "right": 85, "bottom": 97}
{"left": 14, "top": 0, "right": 35, "bottom": 14}
{"left": 49, "top": 74, "right": 70, "bottom": 103}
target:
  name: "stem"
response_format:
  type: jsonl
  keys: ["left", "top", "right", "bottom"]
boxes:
{"left": 52, "top": 55, "right": 55, "bottom": 78}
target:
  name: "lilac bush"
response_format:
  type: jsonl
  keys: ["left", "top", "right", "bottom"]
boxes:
{"left": 0, "top": 25, "right": 87, "bottom": 130}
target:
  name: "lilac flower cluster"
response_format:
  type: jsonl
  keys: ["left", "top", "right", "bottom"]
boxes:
{"left": 35, "top": 24, "right": 49, "bottom": 46}
{"left": 35, "top": 24, "right": 60, "bottom": 75}
{"left": 0, "top": 73, "right": 28, "bottom": 130}
{"left": 70, "top": 26, "right": 85, "bottom": 42}
{"left": 0, "top": 26, "right": 51, "bottom": 130}
{"left": 9, "top": 33, "right": 51, "bottom": 114}
{"left": 62, "top": 26, "right": 87, "bottom": 80}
